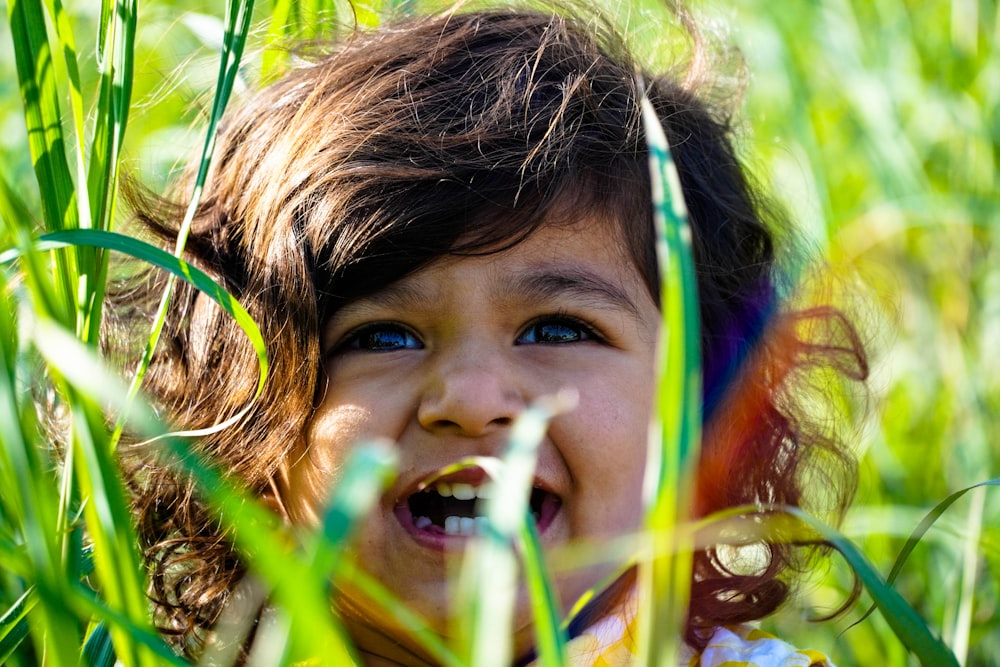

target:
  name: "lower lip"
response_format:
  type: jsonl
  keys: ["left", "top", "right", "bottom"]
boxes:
{"left": 393, "top": 502, "right": 458, "bottom": 552}
{"left": 393, "top": 495, "right": 561, "bottom": 552}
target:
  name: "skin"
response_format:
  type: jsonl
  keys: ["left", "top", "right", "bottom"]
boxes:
{"left": 277, "top": 216, "right": 661, "bottom": 666}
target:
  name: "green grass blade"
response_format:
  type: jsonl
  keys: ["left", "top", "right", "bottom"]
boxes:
{"left": 174, "top": 0, "right": 255, "bottom": 255}
{"left": 307, "top": 440, "right": 398, "bottom": 581}
{"left": 6, "top": 0, "right": 78, "bottom": 234}
{"left": 9, "top": 303, "right": 154, "bottom": 432}
{"left": 1, "top": 219, "right": 262, "bottom": 666}
{"left": 14, "top": 296, "right": 328, "bottom": 665}
{"left": 0, "top": 588, "right": 33, "bottom": 664}
{"left": 40, "top": 0, "right": 90, "bottom": 229}
{"left": 86, "top": 0, "right": 136, "bottom": 235}
{"left": 261, "top": 0, "right": 293, "bottom": 81}
{"left": 0, "top": 317, "right": 80, "bottom": 667}
{"left": 0, "top": 617, "right": 29, "bottom": 666}
{"left": 77, "top": 0, "right": 138, "bottom": 348}
{"left": 28, "top": 316, "right": 157, "bottom": 667}
{"left": 850, "top": 477, "right": 1000, "bottom": 629}
{"left": 68, "top": 404, "right": 146, "bottom": 667}
{"left": 71, "top": 590, "right": 187, "bottom": 667}
{"left": 692, "top": 504, "right": 965, "bottom": 665}
{"left": 458, "top": 392, "right": 574, "bottom": 667}
{"left": 111, "top": 0, "right": 256, "bottom": 452}
{"left": 262, "top": 0, "right": 355, "bottom": 80}
{"left": 337, "top": 565, "right": 464, "bottom": 667}
{"left": 0, "top": 163, "right": 36, "bottom": 233}
{"left": 9, "top": 229, "right": 270, "bottom": 438}
{"left": 95, "top": 0, "right": 111, "bottom": 68}
{"left": 81, "top": 623, "right": 115, "bottom": 667}
{"left": 7, "top": 0, "right": 79, "bottom": 321}
{"left": 636, "top": 93, "right": 701, "bottom": 665}
{"left": 788, "top": 507, "right": 960, "bottom": 667}
{"left": 883, "top": 478, "right": 999, "bottom": 587}
{"left": 156, "top": 436, "right": 356, "bottom": 665}
{"left": 349, "top": 1, "right": 379, "bottom": 29}
{"left": 949, "top": 484, "right": 984, "bottom": 664}
{"left": 0, "top": 169, "right": 63, "bottom": 329}
{"left": 0, "top": 543, "right": 92, "bottom": 662}
{"left": 517, "top": 513, "right": 568, "bottom": 667}
{"left": 0, "top": 141, "right": 87, "bottom": 600}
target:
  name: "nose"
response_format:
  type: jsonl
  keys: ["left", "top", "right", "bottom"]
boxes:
{"left": 417, "top": 347, "right": 525, "bottom": 437}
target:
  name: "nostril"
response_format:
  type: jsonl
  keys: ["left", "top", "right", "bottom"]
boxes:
{"left": 425, "top": 415, "right": 512, "bottom": 433}
{"left": 417, "top": 374, "right": 524, "bottom": 436}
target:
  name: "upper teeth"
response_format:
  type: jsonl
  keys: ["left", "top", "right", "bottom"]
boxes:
{"left": 433, "top": 482, "right": 493, "bottom": 500}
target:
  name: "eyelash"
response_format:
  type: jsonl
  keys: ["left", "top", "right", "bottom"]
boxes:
{"left": 336, "top": 322, "right": 423, "bottom": 353}
{"left": 333, "top": 313, "right": 604, "bottom": 353}
{"left": 515, "top": 314, "right": 603, "bottom": 345}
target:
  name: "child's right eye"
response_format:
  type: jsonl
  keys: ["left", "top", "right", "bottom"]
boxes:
{"left": 338, "top": 323, "right": 423, "bottom": 352}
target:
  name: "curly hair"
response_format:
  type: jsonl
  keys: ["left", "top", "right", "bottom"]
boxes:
{"left": 109, "top": 5, "right": 868, "bottom": 658}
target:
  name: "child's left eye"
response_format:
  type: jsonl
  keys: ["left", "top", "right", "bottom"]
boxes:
{"left": 516, "top": 317, "right": 597, "bottom": 345}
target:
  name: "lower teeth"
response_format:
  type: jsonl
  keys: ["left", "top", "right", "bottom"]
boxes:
{"left": 414, "top": 515, "right": 489, "bottom": 536}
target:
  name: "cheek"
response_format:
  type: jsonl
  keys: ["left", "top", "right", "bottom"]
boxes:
{"left": 307, "top": 402, "right": 372, "bottom": 468}
{"left": 562, "top": 372, "right": 654, "bottom": 526}
{"left": 573, "top": 361, "right": 654, "bottom": 453}
{"left": 282, "top": 403, "right": 372, "bottom": 525}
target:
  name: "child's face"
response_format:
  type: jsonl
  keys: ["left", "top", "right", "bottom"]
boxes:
{"left": 279, "top": 215, "right": 660, "bottom": 656}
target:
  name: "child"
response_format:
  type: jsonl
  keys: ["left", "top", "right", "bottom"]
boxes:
{"left": 117, "top": 5, "right": 868, "bottom": 665}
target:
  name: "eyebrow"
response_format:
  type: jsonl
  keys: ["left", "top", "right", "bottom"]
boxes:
{"left": 334, "top": 265, "right": 643, "bottom": 320}
{"left": 499, "top": 267, "right": 642, "bottom": 316}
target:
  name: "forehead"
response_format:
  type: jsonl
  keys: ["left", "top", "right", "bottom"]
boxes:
{"left": 331, "top": 216, "right": 653, "bottom": 319}
{"left": 315, "top": 183, "right": 656, "bottom": 320}
{"left": 452, "top": 199, "right": 653, "bottom": 287}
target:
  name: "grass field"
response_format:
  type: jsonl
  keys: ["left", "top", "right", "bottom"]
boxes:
{"left": 1, "top": 0, "right": 997, "bottom": 665}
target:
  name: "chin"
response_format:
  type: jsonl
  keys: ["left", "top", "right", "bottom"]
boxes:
{"left": 333, "top": 569, "right": 563, "bottom": 666}
{"left": 336, "top": 554, "right": 628, "bottom": 667}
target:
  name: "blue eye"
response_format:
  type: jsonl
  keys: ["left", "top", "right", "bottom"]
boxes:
{"left": 516, "top": 317, "right": 596, "bottom": 345}
{"left": 341, "top": 324, "right": 422, "bottom": 352}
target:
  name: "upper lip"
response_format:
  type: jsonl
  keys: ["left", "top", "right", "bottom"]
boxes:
{"left": 414, "top": 462, "right": 491, "bottom": 493}
{"left": 392, "top": 456, "right": 561, "bottom": 507}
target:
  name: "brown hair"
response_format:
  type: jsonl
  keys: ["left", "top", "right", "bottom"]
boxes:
{"left": 111, "top": 6, "right": 868, "bottom": 657}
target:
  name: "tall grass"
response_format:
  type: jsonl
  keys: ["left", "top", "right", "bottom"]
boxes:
{"left": 715, "top": 2, "right": 1000, "bottom": 665}
{"left": 0, "top": 0, "right": 996, "bottom": 666}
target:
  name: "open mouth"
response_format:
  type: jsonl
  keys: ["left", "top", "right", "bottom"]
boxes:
{"left": 397, "top": 472, "right": 562, "bottom": 541}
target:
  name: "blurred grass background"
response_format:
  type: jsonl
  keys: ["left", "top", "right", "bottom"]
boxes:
{"left": 1, "top": 0, "right": 997, "bottom": 665}
{"left": 716, "top": 3, "right": 1000, "bottom": 666}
